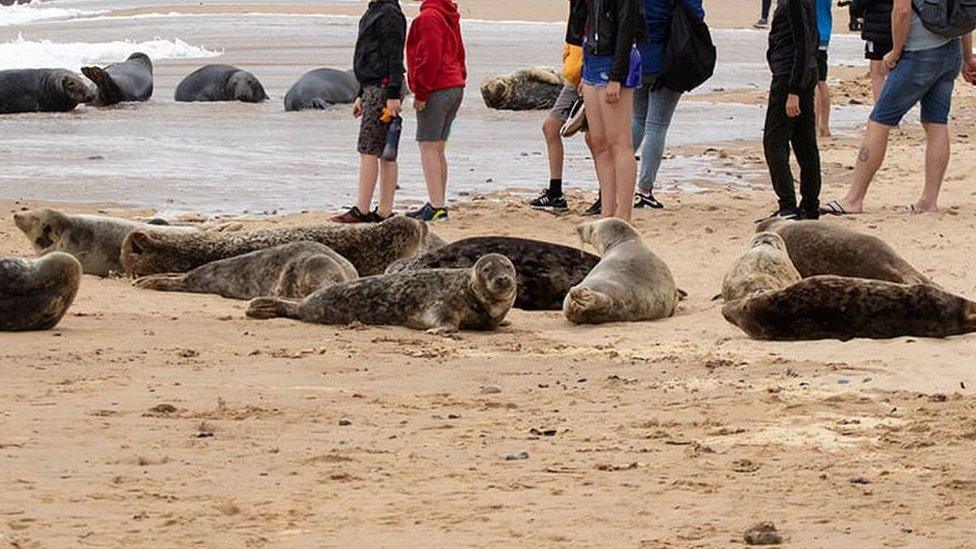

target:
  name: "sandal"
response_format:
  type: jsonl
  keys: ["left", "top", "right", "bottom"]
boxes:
{"left": 820, "top": 200, "right": 850, "bottom": 216}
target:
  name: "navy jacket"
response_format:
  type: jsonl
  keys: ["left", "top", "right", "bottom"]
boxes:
{"left": 637, "top": 0, "right": 705, "bottom": 76}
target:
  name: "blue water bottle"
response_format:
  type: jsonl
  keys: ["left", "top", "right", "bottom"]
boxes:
{"left": 624, "top": 46, "right": 643, "bottom": 89}
{"left": 382, "top": 116, "right": 403, "bottom": 162}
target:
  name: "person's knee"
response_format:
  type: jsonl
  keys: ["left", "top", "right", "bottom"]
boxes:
{"left": 588, "top": 133, "right": 610, "bottom": 154}
{"left": 542, "top": 117, "right": 562, "bottom": 141}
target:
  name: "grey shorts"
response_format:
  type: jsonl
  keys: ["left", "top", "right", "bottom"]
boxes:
{"left": 416, "top": 86, "right": 464, "bottom": 142}
{"left": 549, "top": 84, "right": 580, "bottom": 123}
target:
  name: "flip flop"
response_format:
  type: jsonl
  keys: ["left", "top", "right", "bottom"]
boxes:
{"left": 820, "top": 200, "right": 849, "bottom": 216}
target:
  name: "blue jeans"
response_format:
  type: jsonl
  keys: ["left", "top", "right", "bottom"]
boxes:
{"left": 870, "top": 40, "right": 962, "bottom": 126}
{"left": 631, "top": 80, "right": 681, "bottom": 194}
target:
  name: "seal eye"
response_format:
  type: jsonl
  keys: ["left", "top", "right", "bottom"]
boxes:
{"left": 35, "top": 225, "right": 55, "bottom": 249}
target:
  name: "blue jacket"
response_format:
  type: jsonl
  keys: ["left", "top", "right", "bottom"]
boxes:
{"left": 816, "top": 0, "right": 833, "bottom": 48}
{"left": 637, "top": 0, "right": 706, "bottom": 76}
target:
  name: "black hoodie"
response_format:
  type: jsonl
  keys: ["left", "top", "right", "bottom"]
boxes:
{"left": 354, "top": 0, "right": 407, "bottom": 99}
{"left": 766, "top": 0, "right": 818, "bottom": 94}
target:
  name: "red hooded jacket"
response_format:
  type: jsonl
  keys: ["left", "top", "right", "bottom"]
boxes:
{"left": 406, "top": 0, "right": 467, "bottom": 102}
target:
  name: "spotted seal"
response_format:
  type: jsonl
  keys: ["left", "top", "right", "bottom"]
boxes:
{"left": 480, "top": 67, "right": 564, "bottom": 111}
{"left": 247, "top": 254, "right": 517, "bottom": 334}
{"left": 564, "top": 218, "right": 680, "bottom": 324}
{"left": 723, "top": 276, "right": 976, "bottom": 341}
{"left": 284, "top": 68, "right": 359, "bottom": 111}
{"left": 175, "top": 64, "right": 268, "bottom": 103}
{"left": 0, "top": 69, "right": 94, "bottom": 114}
{"left": 722, "top": 232, "right": 801, "bottom": 302}
{"left": 81, "top": 53, "right": 154, "bottom": 106}
{"left": 122, "top": 216, "right": 427, "bottom": 278}
{"left": 133, "top": 241, "right": 357, "bottom": 300}
{"left": 0, "top": 253, "right": 82, "bottom": 332}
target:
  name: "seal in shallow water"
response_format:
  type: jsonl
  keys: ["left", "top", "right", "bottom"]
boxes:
{"left": 564, "top": 218, "right": 681, "bottom": 324}
{"left": 246, "top": 254, "right": 517, "bottom": 334}
{"left": 756, "top": 218, "right": 935, "bottom": 286}
{"left": 284, "top": 68, "right": 359, "bottom": 111}
{"left": 386, "top": 236, "right": 598, "bottom": 311}
{"left": 480, "top": 67, "right": 564, "bottom": 111}
{"left": 122, "top": 216, "right": 427, "bottom": 278}
{"left": 134, "top": 241, "right": 357, "bottom": 300}
{"left": 723, "top": 276, "right": 976, "bottom": 341}
{"left": 81, "top": 53, "right": 154, "bottom": 106}
{"left": 175, "top": 64, "right": 268, "bottom": 103}
{"left": 0, "top": 69, "right": 94, "bottom": 114}
{"left": 722, "top": 232, "right": 801, "bottom": 302}
{"left": 0, "top": 253, "right": 82, "bottom": 332}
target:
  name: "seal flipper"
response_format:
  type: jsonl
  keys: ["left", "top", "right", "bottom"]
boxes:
{"left": 563, "top": 286, "right": 614, "bottom": 324}
{"left": 308, "top": 98, "right": 333, "bottom": 110}
{"left": 133, "top": 273, "right": 189, "bottom": 292}
{"left": 246, "top": 297, "right": 301, "bottom": 320}
{"left": 81, "top": 66, "right": 122, "bottom": 106}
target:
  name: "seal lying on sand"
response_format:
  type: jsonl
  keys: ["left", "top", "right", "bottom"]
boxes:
{"left": 122, "top": 216, "right": 427, "bottom": 278}
{"left": 284, "top": 68, "right": 359, "bottom": 111}
{"left": 722, "top": 232, "right": 801, "bottom": 302}
{"left": 480, "top": 67, "right": 564, "bottom": 111}
{"left": 13, "top": 208, "right": 206, "bottom": 277}
{"left": 564, "top": 218, "right": 681, "bottom": 324}
{"left": 134, "top": 241, "right": 357, "bottom": 300}
{"left": 81, "top": 53, "right": 154, "bottom": 106}
{"left": 0, "top": 253, "right": 82, "bottom": 332}
{"left": 756, "top": 218, "right": 934, "bottom": 286}
{"left": 387, "top": 236, "right": 599, "bottom": 311}
{"left": 0, "top": 69, "right": 94, "bottom": 114}
{"left": 175, "top": 64, "right": 268, "bottom": 103}
{"left": 723, "top": 276, "right": 976, "bottom": 341}
{"left": 247, "top": 254, "right": 517, "bottom": 334}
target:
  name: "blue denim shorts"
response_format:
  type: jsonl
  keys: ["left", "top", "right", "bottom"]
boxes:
{"left": 582, "top": 49, "right": 642, "bottom": 89}
{"left": 870, "top": 40, "right": 962, "bottom": 126}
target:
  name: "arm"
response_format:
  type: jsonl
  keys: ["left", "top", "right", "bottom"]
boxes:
{"left": 963, "top": 33, "right": 976, "bottom": 84}
{"left": 381, "top": 10, "right": 407, "bottom": 102}
{"left": 406, "top": 16, "right": 444, "bottom": 103}
{"left": 609, "top": 0, "right": 640, "bottom": 83}
{"left": 565, "top": 0, "right": 586, "bottom": 47}
{"left": 884, "top": 0, "right": 911, "bottom": 68}
{"left": 787, "top": 0, "right": 814, "bottom": 94}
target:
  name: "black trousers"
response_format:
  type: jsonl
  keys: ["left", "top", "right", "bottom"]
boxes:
{"left": 761, "top": 0, "right": 773, "bottom": 19}
{"left": 763, "top": 76, "right": 821, "bottom": 215}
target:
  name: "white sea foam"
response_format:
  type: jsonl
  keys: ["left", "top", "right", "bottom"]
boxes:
{"left": 0, "top": 3, "right": 97, "bottom": 27}
{"left": 0, "top": 35, "right": 220, "bottom": 71}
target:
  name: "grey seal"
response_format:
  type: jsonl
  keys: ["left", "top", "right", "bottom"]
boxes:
{"left": 122, "top": 216, "right": 427, "bottom": 278}
{"left": 387, "top": 236, "right": 598, "bottom": 311}
{"left": 284, "top": 68, "right": 359, "bottom": 111}
{"left": 133, "top": 241, "right": 357, "bottom": 300}
{"left": 756, "top": 218, "right": 935, "bottom": 286}
{"left": 564, "top": 218, "right": 681, "bottom": 324}
{"left": 0, "top": 69, "right": 94, "bottom": 114}
{"left": 723, "top": 276, "right": 976, "bottom": 341}
{"left": 246, "top": 254, "right": 517, "bottom": 334}
{"left": 0, "top": 253, "right": 82, "bottom": 332}
{"left": 722, "top": 232, "right": 801, "bottom": 302}
{"left": 175, "top": 64, "right": 268, "bottom": 103}
{"left": 81, "top": 53, "right": 154, "bottom": 106}
{"left": 480, "top": 67, "right": 564, "bottom": 111}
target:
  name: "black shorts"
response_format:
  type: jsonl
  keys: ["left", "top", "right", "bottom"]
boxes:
{"left": 817, "top": 49, "right": 829, "bottom": 82}
{"left": 865, "top": 39, "right": 893, "bottom": 61}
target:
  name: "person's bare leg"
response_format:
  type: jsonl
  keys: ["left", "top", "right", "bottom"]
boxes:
{"left": 816, "top": 81, "right": 831, "bottom": 138}
{"left": 606, "top": 88, "right": 637, "bottom": 222}
{"left": 869, "top": 60, "right": 889, "bottom": 102}
{"left": 418, "top": 141, "right": 444, "bottom": 207}
{"left": 836, "top": 121, "right": 892, "bottom": 213}
{"left": 543, "top": 116, "right": 565, "bottom": 180}
{"left": 582, "top": 85, "right": 617, "bottom": 217}
{"left": 356, "top": 154, "right": 380, "bottom": 212}
{"left": 437, "top": 142, "right": 448, "bottom": 208}
{"left": 914, "top": 122, "right": 950, "bottom": 213}
{"left": 377, "top": 160, "right": 397, "bottom": 217}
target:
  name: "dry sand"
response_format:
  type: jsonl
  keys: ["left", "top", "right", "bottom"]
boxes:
{"left": 3, "top": 1, "right": 976, "bottom": 547}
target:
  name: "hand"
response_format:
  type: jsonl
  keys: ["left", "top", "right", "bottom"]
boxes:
{"left": 604, "top": 81, "right": 621, "bottom": 104}
{"left": 386, "top": 98, "right": 402, "bottom": 117}
{"left": 352, "top": 97, "right": 362, "bottom": 118}
{"left": 414, "top": 99, "right": 427, "bottom": 112}
{"left": 963, "top": 58, "right": 976, "bottom": 85}
{"left": 883, "top": 48, "right": 902, "bottom": 70}
{"left": 786, "top": 93, "right": 801, "bottom": 118}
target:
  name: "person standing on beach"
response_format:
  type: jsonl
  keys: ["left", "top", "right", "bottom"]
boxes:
{"left": 823, "top": 1, "right": 975, "bottom": 215}
{"left": 761, "top": 0, "right": 822, "bottom": 221}
{"left": 814, "top": 0, "right": 833, "bottom": 138}
{"left": 332, "top": 0, "right": 407, "bottom": 224}
{"left": 757, "top": 0, "right": 775, "bottom": 28}
{"left": 850, "top": 0, "right": 894, "bottom": 100}
{"left": 631, "top": 0, "right": 705, "bottom": 210}
{"left": 405, "top": 0, "right": 467, "bottom": 223}
{"left": 567, "top": 0, "right": 646, "bottom": 222}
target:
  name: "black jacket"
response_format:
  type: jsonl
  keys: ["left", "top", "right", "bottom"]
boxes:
{"left": 766, "top": 0, "right": 818, "bottom": 94}
{"left": 353, "top": 0, "right": 406, "bottom": 99}
{"left": 851, "top": 0, "right": 893, "bottom": 43}
{"left": 566, "top": 0, "right": 648, "bottom": 82}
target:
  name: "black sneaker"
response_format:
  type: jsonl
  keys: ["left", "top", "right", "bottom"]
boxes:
{"left": 756, "top": 208, "right": 800, "bottom": 224}
{"left": 754, "top": 17, "right": 769, "bottom": 29}
{"left": 800, "top": 209, "right": 821, "bottom": 221}
{"left": 530, "top": 191, "right": 569, "bottom": 211}
{"left": 582, "top": 198, "right": 602, "bottom": 217}
{"left": 367, "top": 209, "right": 395, "bottom": 223}
{"left": 406, "top": 203, "right": 449, "bottom": 222}
{"left": 633, "top": 192, "right": 664, "bottom": 209}
{"left": 560, "top": 98, "right": 587, "bottom": 138}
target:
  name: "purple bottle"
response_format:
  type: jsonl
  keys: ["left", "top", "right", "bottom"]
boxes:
{"left": 382, "top": 116, "right": 403, "bottom": 162}
{"left": 624, "top": 46, "right": 643, "bottom": 88}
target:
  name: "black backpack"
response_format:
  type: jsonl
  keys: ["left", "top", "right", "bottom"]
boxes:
{"left": 656, "top": 0, "right": 717, "bottom": 93}
{"left": 913, "top": 0, "right": 976, "bottom": 38}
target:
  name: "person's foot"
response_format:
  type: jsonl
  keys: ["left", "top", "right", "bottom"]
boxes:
{"left": 909, "top": 201, "right": 938, "bottom": 214}
{"left": 633, "top": 191, "right": 664, "bottom": 209}
{"left": 582, "top": 198, "right": 602, "bottom": 217}
{"left": 368, "top": 209, "right": 395, "bottom": 223}
{"left": 754, "top": 18, "right": 768, "bottom": 28}
{"left": 406, "top": 203, "right": 449, "bottom": 222}
{"left": 330, "top": 206, "right": 372, "bottom": 224}
{"left": 756, "top": 208, "right": 800, "bottom": 223}
{"left": 530, "top": 190, "right": 569, "bottom": 211}
{"left": 820, "top": 199, "right": 862, "bottom": 216}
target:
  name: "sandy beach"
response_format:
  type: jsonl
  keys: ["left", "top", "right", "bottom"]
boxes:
{"left": 2, "top": 0, "right": 976, "bottom": 547}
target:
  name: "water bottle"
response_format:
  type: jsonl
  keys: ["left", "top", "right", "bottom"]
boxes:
{"left": 624, "top": 46, "right": 643, "bottom": 89}
{"left": 382, "top": 116, "right": 403, "bottom": 162}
